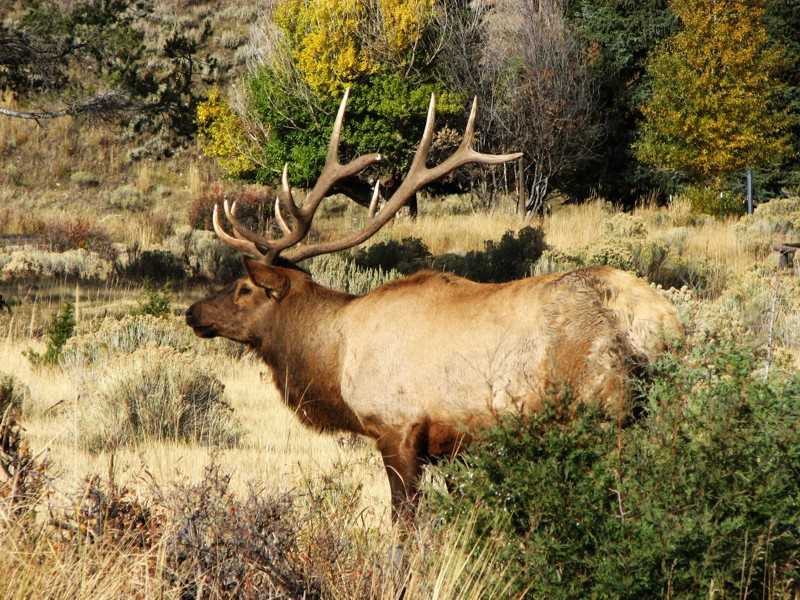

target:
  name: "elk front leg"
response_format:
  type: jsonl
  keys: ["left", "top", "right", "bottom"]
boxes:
{"left": 377, "top": 423, "right": 426, "bottom": 524}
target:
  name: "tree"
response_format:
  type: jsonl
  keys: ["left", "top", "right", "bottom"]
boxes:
{"left": 478, "top": 0, "right": 601, "bottom": 215}
{"left": 635, "top": 0, "right": 796, "bottom": 187}
{"left": 0, "top": 0, "right": 218, "bottom": 151}
{"left": 566, "top": 0, "right": 677, "bottom": 202}
{"left": 200, "top": 0, "right": 465, "bottom": 215}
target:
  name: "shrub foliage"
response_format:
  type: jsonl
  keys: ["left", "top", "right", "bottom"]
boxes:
{"left": 431, "top": 341, "right": 800, "bottom": 599}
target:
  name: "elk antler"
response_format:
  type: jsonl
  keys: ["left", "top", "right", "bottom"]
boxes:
{"left": 213, "top": 89, "right": 523, "bottom": 265}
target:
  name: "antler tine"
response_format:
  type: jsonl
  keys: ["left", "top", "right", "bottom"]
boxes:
{"left": 274, "top": 198, "right": 291, "bottom": 235}
{"left": 212, "top": 204, "right": 264, "bottom": 258}
{"left": 299, "top": 88, "right": 382, "bottom": 221}
{"left": 408, "top": 93, "right": 437, "bottom": 174}
{"left": 221, "top": 199, "right": 283, "bottom": 255}
{"left": 285, "top": 94, "right": 523, "bottom": 263}
{"left": 461, "top": 96, "right": 478, "bottom": 150}
{"left": 367, "top": 180, "right": 381, "bottom": 218}
{"left": 326, "top": 87, "right": 350, "bottom": 166}
{"left": 279, "top": 163, "right": 301, "bottom": 218}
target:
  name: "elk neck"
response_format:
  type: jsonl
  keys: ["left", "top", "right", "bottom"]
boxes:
{"left": 252, "top": 274, "right": 365, "bottom": 435}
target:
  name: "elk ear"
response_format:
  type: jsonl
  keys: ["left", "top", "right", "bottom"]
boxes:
{"left": 243, "top": 259, "right": 290, "bottom": 300}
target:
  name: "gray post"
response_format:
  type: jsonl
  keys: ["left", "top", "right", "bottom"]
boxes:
{"left": 746, "top": 168, "right": 753, "bottom": 214}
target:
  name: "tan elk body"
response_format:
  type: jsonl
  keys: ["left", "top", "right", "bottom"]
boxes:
{"left": 186, "top": 91, "right": 683, "bottom": 521}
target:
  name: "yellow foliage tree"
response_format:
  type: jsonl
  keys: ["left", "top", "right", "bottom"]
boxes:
{"left": 635, "top": 0, "right": 795, "bottom": 181}
{"left": 196, "top": 89, "right": 255, "bottom": 177}
{"left": 381, "top": 0, "right": 435, "bottom": 54}
{"left": 273, "top": 0, "right": 436, "bottom": 96}
{"left": 274, "top": 0, "right": 375, "bottom": 96}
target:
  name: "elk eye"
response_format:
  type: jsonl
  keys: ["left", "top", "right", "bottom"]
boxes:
{"left": 238, "top": 286, "right": 253, "bottom": 297}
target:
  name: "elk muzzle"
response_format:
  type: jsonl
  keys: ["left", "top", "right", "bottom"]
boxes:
{"left": 185, "top": 303, "right": 219, "bottom": 338}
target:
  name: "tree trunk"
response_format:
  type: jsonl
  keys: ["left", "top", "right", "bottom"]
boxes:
{"left": 515, "top": 157, "right": 525, "bottom": 215}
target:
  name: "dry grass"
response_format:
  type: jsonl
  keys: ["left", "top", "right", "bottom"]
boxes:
{"left": 0, "top": 337, "right": 389, "bottom": 526}
{"left": 1, "top": 155, "right": 798, "bottom": 597}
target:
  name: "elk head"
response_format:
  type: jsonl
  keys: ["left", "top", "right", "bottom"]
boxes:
{"left": 185, "top": 89, "right": 522, "bottom": 342}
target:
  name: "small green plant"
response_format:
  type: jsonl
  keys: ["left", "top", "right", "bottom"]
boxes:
{"left": 0, "top": 372, "right": 31, "bottom": 415}
{"left": 681, "top": 185, "right": 746, "bottom": 218}
{"left": 135, "top": 285, "right": 172, "bottom": 318}
{"left": 25, "top": 303, "right": 76, "bottom": 367}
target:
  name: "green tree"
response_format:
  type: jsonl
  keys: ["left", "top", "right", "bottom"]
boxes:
{"left": 1, "top": 0, "right": 216, "bottom": 151}
{"left": 199, "top": 0, "right": 465, "bottom": 211}
{"left": 635, "top": 0, "right": 795, "bottom": 186}
{"left": 566, "top": 0, "right": 677, "bottom": 202}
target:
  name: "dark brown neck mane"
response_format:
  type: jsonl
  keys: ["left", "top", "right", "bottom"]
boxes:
{"left": 254, "top": 278, "right": 366, "bottom": 434}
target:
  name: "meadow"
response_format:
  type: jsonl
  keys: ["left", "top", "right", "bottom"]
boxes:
{"left": 0, "top": 103, "right": 799, "bottom": 598}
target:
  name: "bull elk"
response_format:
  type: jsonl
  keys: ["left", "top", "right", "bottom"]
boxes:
{"left": 186, "top": 90, "right": 683, "bottom": 522}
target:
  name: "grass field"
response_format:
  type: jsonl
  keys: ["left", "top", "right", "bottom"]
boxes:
{"left": 2, "top": 188, "right": 800, "bottom": 597}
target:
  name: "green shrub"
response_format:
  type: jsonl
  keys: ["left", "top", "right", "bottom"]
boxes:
{"left": 0, "top": 249, "right": 113, "bottom": 282}
{"left": 430, "top": 341, "right": 800, "bottom": 599}
{"left": 0, "top": 372, "right": 30, "bottom": 416}
{"left": 532, "top": 248, "right": 584, "bottom": 276}
{"left": 61, "top": 315, "right": 196, "bottom": 370}
{"left": 432, "top": 227, "right": 547, "bottom": 283}
{"left": 307, "top": 253, "right": 402, "bottom": 295}
{"left": 165, "top": 227, "right": 242, "bottom": 283}
{"left": 25, "top": 303, "right": 76, "bottom": 367}
{"left": 583, "top": 239, "right": 636, "bottom": 271}
{"left": 353, "top": 237, "right": 432, "bottom": 275}
{"left": 681, "top": 185, "right": 746, "bottom": 218}
{"left": 121, "top": 249, "right": 186, "bottom": 283}
{"left": 135, "top": 285, "right": 172, "bottom": 318}
{"left": 80, "top": 349, "right": 241, "bottom": 452}
{"left": 601, "top": 213, "right": 647, "bottom": 238}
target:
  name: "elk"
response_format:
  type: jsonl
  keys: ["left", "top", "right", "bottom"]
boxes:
{"left": 186, "top": 90, "right": 683, "bottom": 522}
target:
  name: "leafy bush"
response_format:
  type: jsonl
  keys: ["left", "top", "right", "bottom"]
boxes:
{"left": 0, "top": 373, "right": 30, "bottom": 416}
{"left": 80, "top": 349, "right": 241, "bottom": 452}
{"left": 353, "top": 237, "right": 432, "bottom": 275}
{"left": 352, "top": 228, "right": 546, "bottom": 283}
{"left": 680, "top": 185, "right": 746, "bottom": 218}
{"left": 601, "top": 213, "right": 647, "bottom": 238}
{"left": 432, "top": 227, "right": 547, "bottom": 282}
{"left": 25, "top": 303, "right": 75, "bottom": 367}
{"left": 41, "top": 217, "right": 116, "bottom": 261}
{"left": 121, "top": 249, "right": 186, "bottom": 283}
{"left": 61, "top": 315, "right": 196, "bottom": 370}
{"left": 584, "top": 239, "right": 636, "bottom": 271}
{"left": 165, "top": 226, "right": 241, "bottom": 282}
{"left": 0, "top": 249, "right": 113, "bottom": 282}
{"left": 532, "top": 248, "right": 584, "bottom": 276}
{"left": 735, "top": 196, "right": 800, "bottom": 244}
{"left": 196, "top": 89, "right": 256, "bottom": 177}
{"left": 135, "top": 285, "right": 172, "bottom": 318}
{"left": 431, "top": 341, "right": 800, "bottom": 599}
